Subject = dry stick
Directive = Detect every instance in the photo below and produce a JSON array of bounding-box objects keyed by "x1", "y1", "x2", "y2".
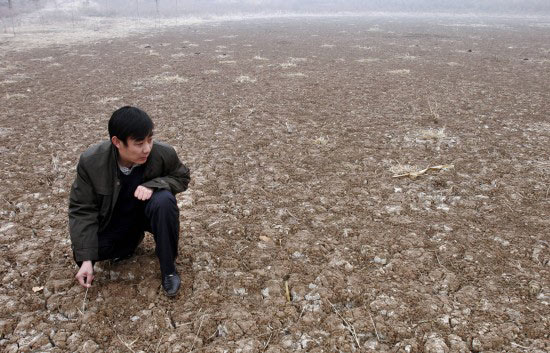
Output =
[
  {"x1": 189, "y1": 314, "x2": 206, "y2": 353},
  {"x1": 327, "y1": 300, "x2": 361, "y2": 349},
  {"x1": 427, "y1": 99, "x2": 440, "y2": 122},
  {"x1": 284, "y1": 281, "x2": 291, "y2": 302},
  {"x1": 236, "y1": 245, "x2": 248, "y2": 255},
  {"x1": 286, "y1": 209, "x2": 298, "y2": 219},
  {"x1": 502, "y1": 197, "x2": 515, "y2": 213},
  {"x1": 434, "y1": 252, "x2": 445, "y2": 268},
  {"x1": 154, "y1": 334, "x2": 165, "y2": 353},
  {"x1": 117, "y1": 334, "x2": 137, "y2": 353},
  {"x1": 368, "y1": 312, "x2": 381, "y2": 342},
  {"x1": 82, "y1": 286, "x2": 89, "y2": 312},
  {"x1": 511, "y1": 342, "x2": 531, "y2": 350},
  {"x1": 263, "y1": 330, "x2": 273, "y2": 352},
  {"x1": 206, "y1": 328, "x2": 218, "y2": 341}
]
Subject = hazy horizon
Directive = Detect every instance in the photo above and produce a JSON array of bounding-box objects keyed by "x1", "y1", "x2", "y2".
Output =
[{"x1": 2, "y1": 0, "x2": 550, "y2": 20}]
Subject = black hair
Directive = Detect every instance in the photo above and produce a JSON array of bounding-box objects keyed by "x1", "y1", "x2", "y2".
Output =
[{"x1": 108, "y1": 106, "x2": 154, "y2": 144}]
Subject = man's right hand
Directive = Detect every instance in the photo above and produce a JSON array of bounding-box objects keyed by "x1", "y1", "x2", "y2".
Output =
[{"x1": 76, "y1": 260, "x2": 94, "y2": 288}]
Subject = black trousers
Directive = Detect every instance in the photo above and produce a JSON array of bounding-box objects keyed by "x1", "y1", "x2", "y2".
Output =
[{"x1": 76, "y1": 190, "x2": 180, "y2": 275}]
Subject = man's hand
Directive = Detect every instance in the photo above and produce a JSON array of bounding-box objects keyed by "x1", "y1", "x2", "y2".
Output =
[
  {"x1": 76, "y1": 260, "x2": 94, "y2": 288},
  {"x1": 134, "y1": 186, "x2": 153, "y2": 200}
]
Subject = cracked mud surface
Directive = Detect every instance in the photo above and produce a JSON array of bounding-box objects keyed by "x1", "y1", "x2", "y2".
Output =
[{"x1": 1, "y1": 15, "x2": 550, "y2": 352}]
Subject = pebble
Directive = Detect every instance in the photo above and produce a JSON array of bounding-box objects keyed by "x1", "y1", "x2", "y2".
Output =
[
  {"x1": 0, "y1": 320, "x2": 14, "y2": 336},
  {"x1": 448, "y1": 334, "x2": 468, "y2": 353},
  {"x1": 83, "y1": 339, "x2": 100, "y2": 353},
  {"x1": 471, "y1": 337, "x2": 482, "y2": 351},
  {"x1": 234, "y1": 288, "x2": 247, "y2": 296},
  {"x1": 281, "y1": 337, "x2": 294, "y2": 348},
  {"x1": 424, "y1": 334, "x2": 449, "y2": 353},
  {"x1": 385, "y1": 205, "x2": 402, "y2": 215}
]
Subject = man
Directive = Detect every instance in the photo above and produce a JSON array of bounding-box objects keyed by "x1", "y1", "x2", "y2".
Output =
[{"x1": 69, "y1": 106, "x2": 190, "y2": 296}]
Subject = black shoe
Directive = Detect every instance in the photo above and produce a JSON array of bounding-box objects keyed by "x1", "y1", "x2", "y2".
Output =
[
  {"x1": 162, "y1": 272, "x2": 181, "y2": 297},
  {"x1": 111, "y1": 252, "x2": 134, "y2": 264}
]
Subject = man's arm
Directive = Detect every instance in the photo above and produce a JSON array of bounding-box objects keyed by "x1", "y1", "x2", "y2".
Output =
[
  {"x1": 141, "y1": 146, "x2": 190, "y2": 195},
  {"x1": 69, "y1": 157, "x2": 100, "y2": 264}
]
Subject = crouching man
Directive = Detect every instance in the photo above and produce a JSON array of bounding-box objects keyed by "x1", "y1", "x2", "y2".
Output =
[{"x1": 69, "y1": 106, "x2": 190, "y2": 296}]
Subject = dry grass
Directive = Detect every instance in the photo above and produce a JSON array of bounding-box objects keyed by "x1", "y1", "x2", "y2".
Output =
[
  {"x1": 30, "y1": 56, "x2": 55, "y2": 62},
  {"x1": 356, "y1": 58, "x2": 379, "y2": 63},
  {"x1": 388, "y1": 69, "x2": 410, "y2": 74},
  {"x1": 150, "y1": 73, "x2": 188, "y2": 84},
  {"x1": 98, "y1": 97, "x2": 121, "y2": 104},
  {"x1": 280, "y1": 62, "x2": 297, "y2": 68},
  {"x1": 525, "y1": 122, "x2": 550, "y2": 133},
  {"x1": 401, "y1": 54, "x2": 417, "y2": 60},
  {"x1": 417, "y1": 128, "x2": 446, "y2": 140},
  {"x1": 389, "y1": 163, "x2": 422, "y2": 175},
  {"x1": 5, "y1": 93, "x2": 28, "y2": 99},
  {"x1": 235, "y1": 75, "x2": 257, "y2": 83},
  {"x1": 427, "y1": 99, "x2": 441, "y2": 122},
  {"x1": 171, "y1": 53, "x2": 188, "y2": 59},
  {"x1": 313, "y1": 136, "x2": 329, "y2": 145},
  {"x1": 284, "y1": 72, "x2": 307, "y2": 77},
  {"x1": 352, "y1": 45, "x2": 372, "y2": 50}
]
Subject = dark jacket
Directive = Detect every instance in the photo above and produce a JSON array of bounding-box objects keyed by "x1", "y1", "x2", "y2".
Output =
[{"x1": 69, "y1": 140, "x2": 190, "y2": 261}]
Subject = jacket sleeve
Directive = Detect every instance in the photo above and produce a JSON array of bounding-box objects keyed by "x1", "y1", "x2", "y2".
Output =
[
  {"x1": 68, "y1": 157, "x2": 99, "y2": 262},
  {"x1": 141, "y1": 146, "x2": 191, "y2": 195}
]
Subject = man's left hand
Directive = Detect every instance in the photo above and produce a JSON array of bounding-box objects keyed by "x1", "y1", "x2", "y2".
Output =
[{"x1": 135, "y1": 186, "x2": 153, "y2": 200}]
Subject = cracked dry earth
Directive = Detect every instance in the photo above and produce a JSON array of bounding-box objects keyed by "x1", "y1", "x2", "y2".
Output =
[{"x1": 1, "y1": 15, "x2": 550, "y2": 353}]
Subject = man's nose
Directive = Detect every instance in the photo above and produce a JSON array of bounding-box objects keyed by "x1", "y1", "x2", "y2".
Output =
[{"x1": 143, "y1": 142, "x2": 152, "y2": 153}]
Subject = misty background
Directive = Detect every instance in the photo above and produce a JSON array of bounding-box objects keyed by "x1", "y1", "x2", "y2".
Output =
[{"x1": 2, "y1": 0, "x2": 550, "y2": 21}]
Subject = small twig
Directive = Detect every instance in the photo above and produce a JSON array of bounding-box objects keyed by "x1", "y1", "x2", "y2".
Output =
[
  {"x1": 82, "y1": 286, "x2": 89, "y2": 312},
  {"x1": 411, "y1": 319, "x2": 434, "y2": 328},
  {"x1": 263, "y1": 330, "x2": 273, "y2": 352},
  {"x1": 285, "y1": 209, "x2": 298, "y2": 219},
  {"x1": 435, "y1": 252, "x2": 444, "y2": 268},
  {"x1": 327, "y1": 300, "x2": 361, "y2": 348},
  {"x1": 189, "y1": 314, "x2": 206, "y2": 352},
  {"x1": 236, "y1": 246, "x2": 248, "y2": 255},
  {"x1": 511, "y1": 342, "x2": 531, "y2": 350},
  {"x1": 368, "y1": 312, "x2": 381, "y2": 342},
  {"x1": 427, "y1": 98, "x2": 440, "y2": 122},
  {"x1": 503, "y1": 198, "x2": 515, "y2": 213},
  {"x1": 154, "y1": 334, "x2": 165, "y2": 353},
  {"x1": 206, "y1": 328, "x2": 218, "y2": 341},
  {"x1": 117, "y1": 334, "x2": 137, "y2": 353},
  {"x1": 284, "y1": 281, "x2": 291, "y2": 302}
]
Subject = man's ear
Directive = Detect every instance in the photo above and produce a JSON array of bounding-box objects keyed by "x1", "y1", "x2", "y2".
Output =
[{"x1": 111, "y1": 136, "x2": 122, "y2": 149}]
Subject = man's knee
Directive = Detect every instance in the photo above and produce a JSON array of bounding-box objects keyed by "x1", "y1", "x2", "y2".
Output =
[{"x1": 146, "y1": 189, "x2": 178, "y2": 213}]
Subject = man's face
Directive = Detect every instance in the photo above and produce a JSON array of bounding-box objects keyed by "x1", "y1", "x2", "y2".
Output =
[{"x1": 112, "y1": 135, "x2": 153, "y2": 167}]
